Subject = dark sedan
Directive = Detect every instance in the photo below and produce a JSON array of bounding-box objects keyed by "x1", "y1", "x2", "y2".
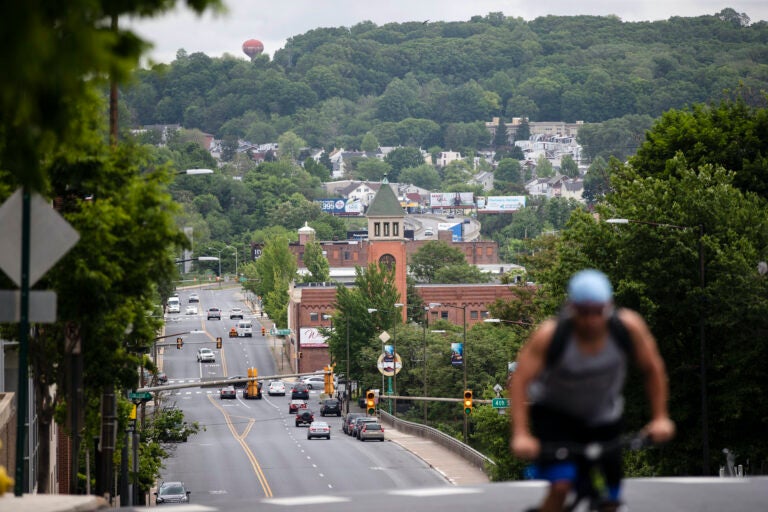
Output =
[{"x1": 320, "y1": 399, "x2": 341, "y2": 417}]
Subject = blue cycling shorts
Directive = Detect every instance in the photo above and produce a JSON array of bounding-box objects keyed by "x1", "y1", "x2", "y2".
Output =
[{"x1": 527, "y1": 461, "x2": 578, "y2": 483}]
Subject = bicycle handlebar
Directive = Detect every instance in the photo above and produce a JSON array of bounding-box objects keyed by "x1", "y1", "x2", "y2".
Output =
[{"x1": 538, "y1": 432, "x2": 653, "y2": 462}]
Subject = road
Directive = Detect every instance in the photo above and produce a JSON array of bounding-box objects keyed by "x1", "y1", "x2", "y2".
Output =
[{"x1": 155, "y1": 286, "x2": 447, "y2": 508}]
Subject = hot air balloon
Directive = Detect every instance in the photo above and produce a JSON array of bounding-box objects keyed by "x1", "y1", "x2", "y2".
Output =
[{"x1": 242, "y1": 39, "x2": 264, "y2": 60}]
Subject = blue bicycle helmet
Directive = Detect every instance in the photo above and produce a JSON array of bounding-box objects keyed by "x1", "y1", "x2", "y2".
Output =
[{"x1": 567, "y1": 269, "x2": 613, "y2": 304}]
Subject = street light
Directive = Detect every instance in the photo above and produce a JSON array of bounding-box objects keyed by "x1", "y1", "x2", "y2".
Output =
[
  {"x1": 206, "y1": 247, "x2": 226, "y2": 278},
  {"x1": 607, "y1": 217, "x2": 708, "y2": 474},
  {"x1": 368, "y1": 304, "x2": 404, "y2": 415},
  {"x1": 225, "y1": 245, "x2": 238, "y2": 278},
  {"x1": 429, "y1": 302, "x2": 469, "y2": 443},
  {"x1": 324, "y1": 313, "x2": 352, "y2": 412}
]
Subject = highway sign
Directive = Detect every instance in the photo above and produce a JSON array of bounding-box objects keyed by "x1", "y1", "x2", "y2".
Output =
[
  {"x1": 491, "y1": 398, "x2": 509, "y2": 408},
  {"x1": 129, "y1": 391, "x2": 152, "y2": 402}
]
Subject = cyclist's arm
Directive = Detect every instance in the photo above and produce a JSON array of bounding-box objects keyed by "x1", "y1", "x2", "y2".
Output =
[
  {"x1": 618, "y1": 309, "x2": 670, "y2": 422},
  {"x1": 509, "y1": 319, "x2": 555, "y2": 437}
]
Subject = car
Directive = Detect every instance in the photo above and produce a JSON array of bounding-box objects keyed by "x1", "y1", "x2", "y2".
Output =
[
  {"x1": 188, "y1": 293, "x2": 199, "y2": 303},
  {"x1": 236, "y1": 320, "x2": 253, "y2": 337},
  {"x1": 268, "y1": 381, "x2": 286, "y2": 396},
  {"x1": 301, "y1": 376, "x2": 325, "y2": 390},
  {"x1": 319, "y1": 399, "x2": 341, "y2": 417},
  {"x1": 446, "y1": 213, "x2": 455, "y2": 219},
  {"x1": 288, "y1": 399, "x2": 307, "y2": 414},
  {"x1": 242, "y1": 381, "x2": 262, "y2": 399},
  {"x1": 352, "y1": 417, "x2": 378, "y2": 438},
  {"x1": 295, "y1": 410, "x2": 314, "y2": 427},
  {"x1": 207, "y1": 307, "x2": 221, "y2": 320},
  {"x1": 291, "y1": 383, "x2": 310, "y2": 400},
  {"x1": 358, "y1": 422, "x2": 385, "y2": 442},
  {"x1": 167, "y1": 297, "x2": 180, "y2": 314},
  {"x1": 155, "y1": 481, "x2": 190, "y2": 505},
  {"x1": 185, "y1": 305, "x2": 197, "y2": 315},
  {"x1": 197, "y1": 348, "x2": 215, "y2": 363},
  {"x1": 229, "y1": 307, "x2": 244, "y2": 319},
  {"x1": 307, "y1": 421, "x2": 331, "y2": 440},
  {"x1": 424, "y1": 228, "x2": 434, "y2": 236},
  {"x1": 342, "y1": 413, "x2": 363, "y2": 435},
  {"x1": 227, "y1": 375, "x2": 247, "y2": 389},
  {"x1": 219, "y1": 386, "x2": 236, "y2": 399},
  {"x1": 463, "y1": 218, "x2": 471, "y2": 224}
]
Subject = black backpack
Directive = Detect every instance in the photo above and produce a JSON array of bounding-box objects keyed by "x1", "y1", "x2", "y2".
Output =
[{"x1": 545, "y1": 309, "x2": 634, "y2": 369}]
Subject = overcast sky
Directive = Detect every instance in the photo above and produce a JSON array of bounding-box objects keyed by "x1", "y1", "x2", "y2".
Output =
[{"x1": 128, "y1": 1, "x2": 768, "y2": 64}]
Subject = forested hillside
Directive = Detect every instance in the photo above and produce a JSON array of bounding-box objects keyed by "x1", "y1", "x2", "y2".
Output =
[{"x1": 122, "y1": 9, "x2": 767, "y2": 151}]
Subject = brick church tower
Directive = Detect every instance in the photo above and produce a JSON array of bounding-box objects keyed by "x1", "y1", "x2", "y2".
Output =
[{"x1": 366, "y1": 179, "x2": 407, "y2": 320}]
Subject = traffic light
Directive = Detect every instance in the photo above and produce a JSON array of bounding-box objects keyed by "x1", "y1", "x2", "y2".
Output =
[
  {"x1": 216, "y1": 337, "x2": 222, "y2": 349},
  {"x1": 176, "y1": 337, "x2": 183, "y2": 349},
  {"x1": 463, "y1": 390, "x2": 473, "y2": 415},
  {"x1": 261, "y1": 327, "x2": 266, "y2": 336},
  {"x1": 247, "y1": 367, "x2": 258, "y2": 397},
  {"x1": 323, "y1": 365, "x2": 334, "y2": 395},
  {"x1": 366, "y1": 390, "x2": 376, "y2": 416}
]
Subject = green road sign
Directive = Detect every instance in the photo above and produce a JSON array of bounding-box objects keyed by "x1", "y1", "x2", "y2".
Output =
[
  {"x1": 491, "y1": 397, "x2": 509, "y2": 408},
  {"x1": 129, "y1": 391, "x2": 152, "y2": 402}
]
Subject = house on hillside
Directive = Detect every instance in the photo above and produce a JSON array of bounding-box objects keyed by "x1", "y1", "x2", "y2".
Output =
[
  {"x1": 526, "y1": 175, "x2": 584, "y2": 201},
  {"x1": 469, "y1": 171, "x2": 494, "y2": 192}
]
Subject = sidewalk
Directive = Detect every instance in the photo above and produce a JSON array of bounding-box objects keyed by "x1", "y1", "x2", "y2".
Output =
[{"x1": 385, "y1": 421, "x2": 490, "y2": 486}]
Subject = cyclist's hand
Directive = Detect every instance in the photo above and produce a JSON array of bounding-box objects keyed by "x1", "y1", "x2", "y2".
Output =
[
  {"x1": 644, "y1": 416, "x2": 675, "y2": 443},
  {"x1": 512, "y1": 433, "x2": 540, "y2": 460}
]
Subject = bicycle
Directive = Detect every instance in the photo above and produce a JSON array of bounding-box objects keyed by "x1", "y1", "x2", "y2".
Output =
[{"x1": 526, "y1": 433, "x2": 653, "y2": 512}]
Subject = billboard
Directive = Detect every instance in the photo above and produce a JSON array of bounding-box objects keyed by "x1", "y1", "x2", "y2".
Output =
[
  {"x1": 314, "y1": 197, "x2": 364, "y2": 216},
  {"x1": 437, "y1": 222, "x2": 463, "y2": 242},
  {"x1": 429, "y1": 192, "x2": 474, "y2": 208},
  {"x1": 299, "y1": 327, "x2": 328, "y2": 348},
  {"x1": 451, "y1": 342, "x2": 464, "y2": 367},
  {"x1": 477, "y1": 196, "x2": 526, "y2": 213}
]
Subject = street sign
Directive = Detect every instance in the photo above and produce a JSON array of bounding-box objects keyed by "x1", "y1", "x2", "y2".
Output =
[
  {"x1": 491, "y1": 398, "x2": 509, "y2": 408},
  {"x1": 0, "y1": 290, "x2": 56, "y2": 322},
  {"x1": 0, "y1": 189, "x2": 80, "y2": 287},
  {"x1": 129, "y1": 391, "x2": 152, "y2": 402}
]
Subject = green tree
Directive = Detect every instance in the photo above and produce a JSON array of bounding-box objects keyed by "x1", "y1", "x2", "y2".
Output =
[
  {"x1": 560, "y1": 154, "x2": 579, "y2": 178},
  {"x1": 355, "y1": 158, "x2": 392, "y2": 181},
  {"x1": 278, "y1": 131, "x2": 306, "y2": 162},
  {"x1": 535, "y1": 155, "x2": 554, "y2": 177},
  {"x1": 399, "y1": 164, "x2": 441, "y2": 190},
  {"x1": 361, "y1": 132, "x2": 380, "y2": 153},
  {"x1": 515, "y1": 119, "x2": 530, "y2": 141},
  {"x1": 433, "y1": 264, "x2": 491, "y2": 284},
  {"x1": 384, "y1": 147, "x2": 425, "y2": 182},
  {"x1": 248, "y1": 235, "x2": 297, "y2": 326},
  {"x1": 492, "y1": 119, "x2": 509, "y2": 149},
  {"x1": 301, "y1": 241, "x2": 330, "y2": 283},
  {"x1": 409, "y1": 241, "x2": 469, "y2": 283},
  {"x1": 495, "y1": 158, "x2": 522, "y2": 184},
  {"x1": 582, "y1": 156, "x2": 612, "y2": 205}
]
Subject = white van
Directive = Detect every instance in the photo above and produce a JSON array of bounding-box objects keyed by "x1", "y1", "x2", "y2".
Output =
[
  {"x1": 167, "y1": 297, "x2": 180, "y2": 314},
  {"x1": 237, "y1": 320, "x2": 253, "y2": 337}
]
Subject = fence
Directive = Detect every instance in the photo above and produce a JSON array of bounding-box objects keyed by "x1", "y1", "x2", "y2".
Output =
[{"x1": 378, "y1": 410, "x2": 495, "y2": 476}]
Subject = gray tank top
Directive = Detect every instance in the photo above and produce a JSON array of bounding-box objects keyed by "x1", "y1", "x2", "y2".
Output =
[{"x1": 528, "y1": 333, "x2": 627, "y2": 426}]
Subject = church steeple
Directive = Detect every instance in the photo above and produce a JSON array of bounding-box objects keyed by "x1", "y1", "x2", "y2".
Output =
[{"x1": 367, "y1": 179, "x2": 404, "y2": 241}]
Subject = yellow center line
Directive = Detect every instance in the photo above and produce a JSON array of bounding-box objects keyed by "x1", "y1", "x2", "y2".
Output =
[{"x1": 207, "y1": 395, "x2": 272, "y2": 497}]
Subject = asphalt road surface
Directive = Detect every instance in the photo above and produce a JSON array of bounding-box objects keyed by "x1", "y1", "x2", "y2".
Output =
[{"x1": 155, "y1": 286, "x2": 447, "y2": 508}]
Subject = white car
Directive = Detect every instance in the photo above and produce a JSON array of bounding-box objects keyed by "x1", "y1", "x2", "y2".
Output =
[
  {"x1": 307, "y1": 421, "x2": 331, "y2": 440},
  {"x1": 301, "y1": 376, "x2": 325, "y2": 390},
  {"x1": 267, "y1": 381, "x2": 286, "y2": 396},
  {"x1": 197, "y1": 348, "x2": 215, "y2": 363},
  {"x1": 185, "y1": 305, "x2": 197, "y2": 315},
  {"x1": 229, "y1": 307, "x2": 244, "y2": 319},
  {"x1": 188, "y1": 293, "x2": 199, "y2": 303}
]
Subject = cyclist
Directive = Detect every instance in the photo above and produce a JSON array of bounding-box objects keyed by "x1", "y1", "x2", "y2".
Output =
[{"x1": 509, "y1": 269, "x2": 675, "y2": 512}]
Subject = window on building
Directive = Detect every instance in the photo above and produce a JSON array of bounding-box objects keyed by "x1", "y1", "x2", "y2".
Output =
[
  {"x1": 486, "y1": 247, "x2": 493, "y2": 256},
  {"x1": 344, "y1": 251, "x2": 351, "y2": 260},
  {"x1": 393, "y1": 222, "x2": 399, "y2": 236},
  {"x1": 441, "y1": 311, "x2": 449, "y2": 320},
  {"x1": 298, "y1": 252, "x2": 304, "y2": 261},
  {"x1": 481, "y1": 311, "x2": 490, "y2": 318},
  {"x1": 309, "y1": 312, "x2": 319, "y2": 322},
  {"x1": 470, "y1": 311, "x2": 479, "y2": 320},
  {"x1": 374, "y1": 222, "x2": 380, "y2": 237},
  {"x1": 384, "y1": 222, "x2": 390, "y2": 236}
]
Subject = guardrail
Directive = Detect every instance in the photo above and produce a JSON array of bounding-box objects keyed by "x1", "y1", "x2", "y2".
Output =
[{"x1": 378, "y1": 410, "x2": 496, "y2": 476}]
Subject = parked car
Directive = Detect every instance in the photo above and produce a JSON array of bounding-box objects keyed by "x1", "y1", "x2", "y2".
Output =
[
  {"x1": 219, "y1": 386, "x2": 236, "y2": 399},
  {"x1": 196, "y1": 348, "x2": 215, "y2": 363},
  {"x1": 342, "y1": 413, "x2": 363, "y2": 435},
  {"x1": 424, "y1": 228, "x2": 434, "y2": 236},
  {"x1": 358, "y1": 422, "x2": 385, "y2": 442},
  {"x1": 207, "y1": 307, "x2": 221, "y2": 320},
  {"x1": 319, "y1": 399, "x2": 341, "y2": 417},
  {"x1": 351, "y1": 417, "x2": 378, "y2": 438},
  {"x1": 155, "y1": 481, "x2": 190, "y2": 505},
  {"x1": 301, "y1": 376, "x2": 325, "y2": 390},
  {"x1": 307, "y1": 421, "x2": 331, "y2": 440},
  {"x1": 188, "y1": 293, "x2": 199, "y2": 303},
  {"x1": 185, "y1": 305, "x2": 197, "y2": 315},
  {"x1": 288, "y1": 400, "x2": 307, "y2": 414},
  {"x1": 295, "y1": 410, "x2": 315, "y2": 427},
  {"x1": 268, "y1": 381, "x2": 286, "y2": 396},
  {"x1": 229, "y1": 307, "x2": 244, "y2": 319},
  {"x1": 291, "y1": 383, "x2": 310, "y2": 400}
]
